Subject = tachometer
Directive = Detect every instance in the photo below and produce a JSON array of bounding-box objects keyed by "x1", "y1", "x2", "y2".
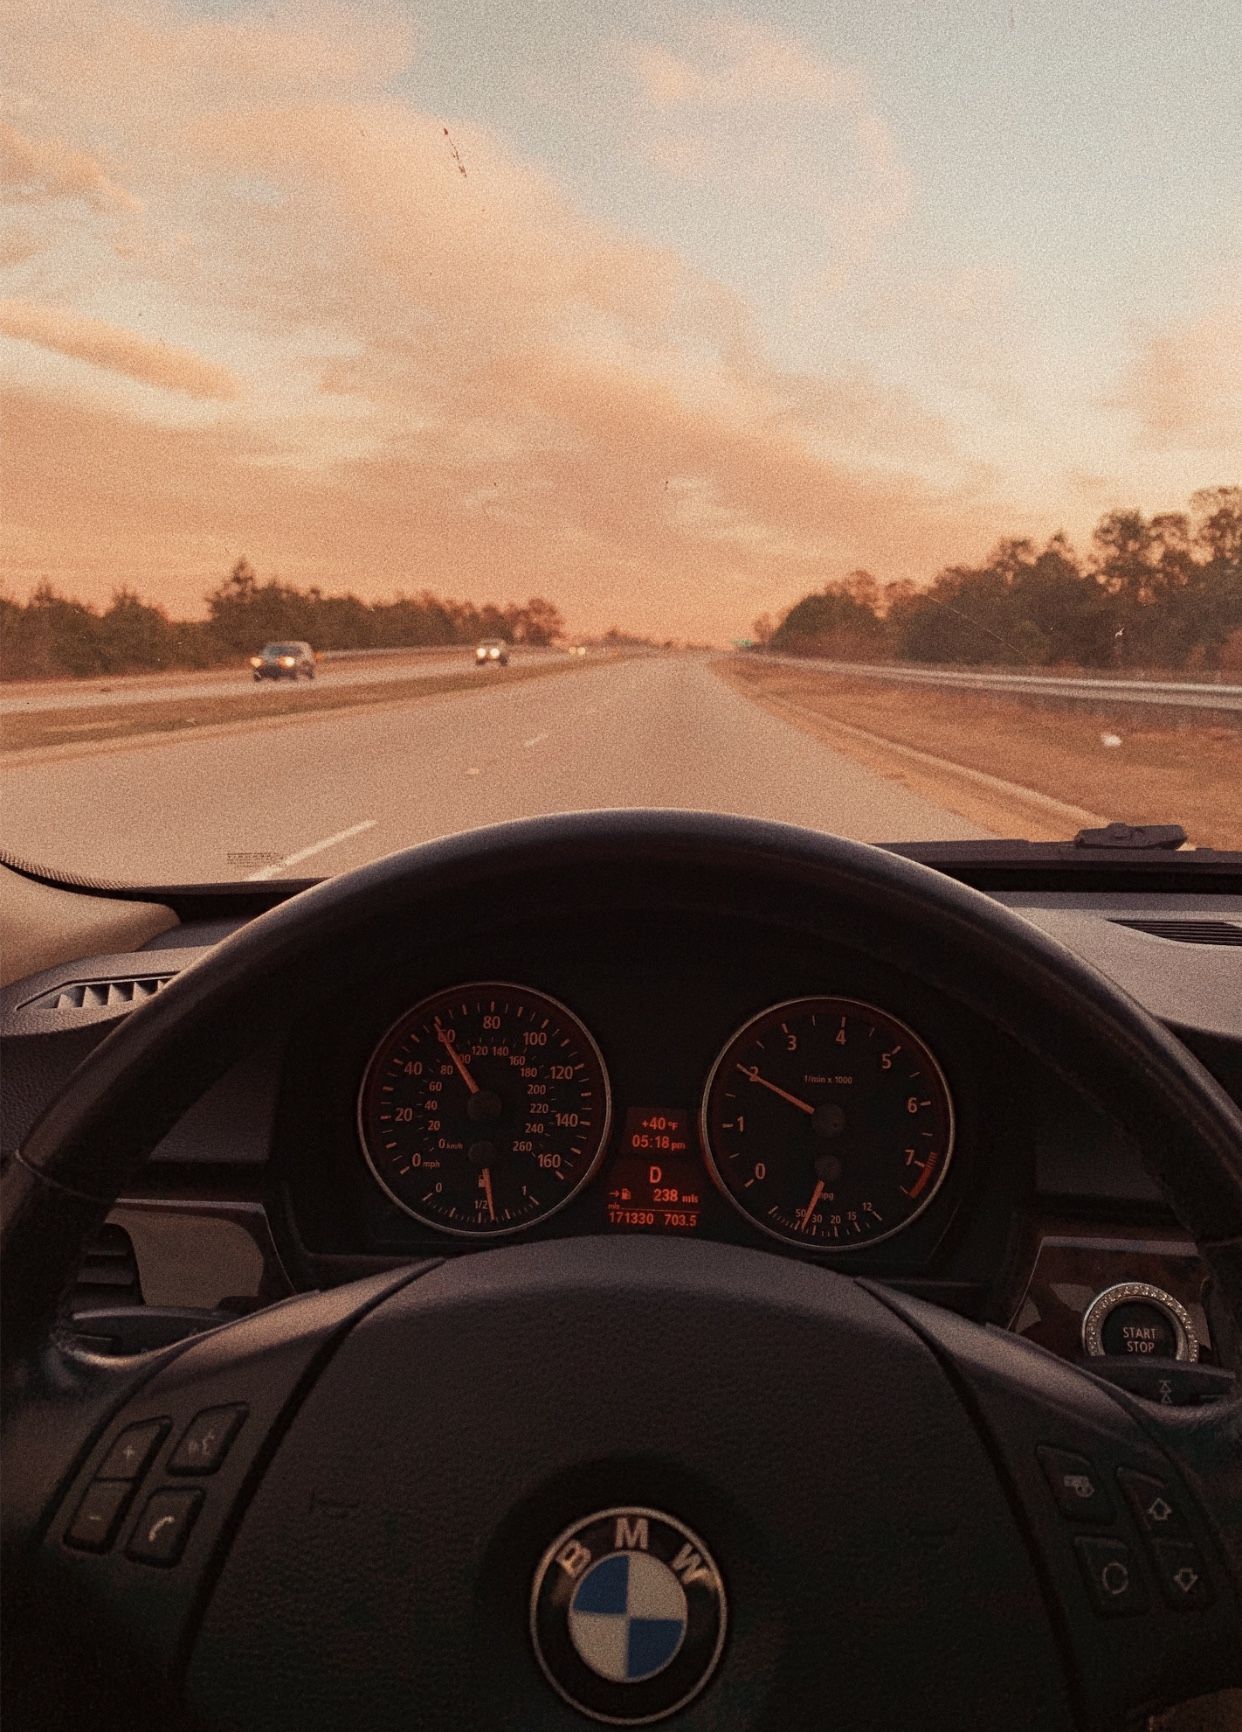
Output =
[
  {"x1": 701, "y1": 997, "x2": 954, "y2": 1249},
  {"x1": 358, "y1": 983, "x2": 610, "y2": 1236}
]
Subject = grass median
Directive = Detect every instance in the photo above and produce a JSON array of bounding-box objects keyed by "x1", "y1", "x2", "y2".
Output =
[
  {"x1": 2, "y1": 655, "x2": 615, "y2": 758},
  {"x1": 720, "y1": 657, "x2": 1242, "y2": 850}
]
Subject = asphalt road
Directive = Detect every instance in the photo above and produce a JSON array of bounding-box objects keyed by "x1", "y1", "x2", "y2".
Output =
[
  {"x1": 0, "y1": 648, "x2": 538, "y2": 716},
  {"x1": 1, "y1": 656, "x2": 989, "y2": 885}
]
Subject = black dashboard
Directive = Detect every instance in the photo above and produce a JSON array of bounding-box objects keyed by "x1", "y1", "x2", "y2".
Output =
[
  {"x1": 3, "y1": 848, "x2": 1240, "y2": 1386},
  {"x1": 279, "y1": 907, "x2": 1018, "y2": 1281}
]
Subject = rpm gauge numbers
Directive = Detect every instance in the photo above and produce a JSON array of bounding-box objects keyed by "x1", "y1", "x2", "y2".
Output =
[
  {"x1": 358, "y1": 984, "x2": 610, "y2": 1236},
  {"x1": 701, "y1": 996, "x2": 955, "y2": 1250}
]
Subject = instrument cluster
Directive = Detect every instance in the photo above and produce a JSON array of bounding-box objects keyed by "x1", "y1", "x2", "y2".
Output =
[{"x1": 355, "y1": 978, "x2": 957, "y2": 1255}]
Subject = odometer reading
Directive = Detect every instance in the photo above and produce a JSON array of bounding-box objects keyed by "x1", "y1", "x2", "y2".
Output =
[
  {"x1": 358, "y1": 983, "x2": 610, "y2": 1236},
  {"x1": 701, "y1": 996, "x2": 954, "y2": 1250}
]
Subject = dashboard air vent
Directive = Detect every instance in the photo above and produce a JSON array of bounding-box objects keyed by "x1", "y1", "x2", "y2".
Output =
[
  {"x1": 1112, "y1": 918, "x2": 1242, "y2": 947},
  {"x1": 72, "y1": 1222, "x2": 143, "y2": 1310},
  {"x1": 26, "y1": 974, "x2": 173, "y2": 1012}
]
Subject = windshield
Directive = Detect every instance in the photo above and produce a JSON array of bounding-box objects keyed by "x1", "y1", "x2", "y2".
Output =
[{"x1": 2, "y1": 1, "x2": 1239, "y2": 883}]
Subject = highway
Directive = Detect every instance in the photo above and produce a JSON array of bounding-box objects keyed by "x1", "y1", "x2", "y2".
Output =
[
  {"x1": 1, "y1": 656, "x2": 990, "y2": 885},
  {"x1": 0, "y1": 647, "x2": 542, "y2": 716}
]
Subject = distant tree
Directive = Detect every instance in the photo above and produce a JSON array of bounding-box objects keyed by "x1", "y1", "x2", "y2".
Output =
[
  {"x1": 7, "y1": 582, "x2": 106, "y2": 677},
  {"x1": 97, "y1": 588, "x2": 179, "y2": 673},
  {"x1": 508, "y1": 597, "x2": 565, "y2": 646},
  {"x1": 770, "y1": 575, "x2": 887, "y2": 659},
  {"x1": 1011, "y1": 535, "x2": 1111, "y2": 666},
  {"x1": 1187, "y1": 487, "x2": 1242, "y2": 668}
]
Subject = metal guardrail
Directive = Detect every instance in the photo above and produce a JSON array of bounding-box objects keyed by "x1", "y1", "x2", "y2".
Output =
[
  {"x1": 755, "y1": 653, "x2": 1242, "y2": 713},
  {"x1": 317, "y1": 643, "x2": 561, "y2": 661}
]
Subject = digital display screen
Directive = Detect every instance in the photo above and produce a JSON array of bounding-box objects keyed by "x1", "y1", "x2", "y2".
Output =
[{"x1": 605, "y1": 1108, "x2": 703, "y2": 1232}]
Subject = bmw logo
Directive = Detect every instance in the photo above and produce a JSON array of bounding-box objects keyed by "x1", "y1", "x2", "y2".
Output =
[{"x1": 530, "y1": 1506, "x2": 727, "y2": 1725}]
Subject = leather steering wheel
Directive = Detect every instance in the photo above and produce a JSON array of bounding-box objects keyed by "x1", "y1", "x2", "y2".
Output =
[{"x1": 3, "y1": 813, "x2": 1240, "y2": 1731}]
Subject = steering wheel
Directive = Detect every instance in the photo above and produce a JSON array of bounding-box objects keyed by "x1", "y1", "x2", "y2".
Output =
[{"x1": 3, "y1": 813, "x2": 1240, "y2": 1732}]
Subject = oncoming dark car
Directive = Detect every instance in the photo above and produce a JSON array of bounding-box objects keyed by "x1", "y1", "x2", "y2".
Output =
[
  {"x1": 475, "y1": 638, "x2": 509, "y2": 666},
  {"x1": 249, "y1": 642, "x2": 316, "y2": 681}
]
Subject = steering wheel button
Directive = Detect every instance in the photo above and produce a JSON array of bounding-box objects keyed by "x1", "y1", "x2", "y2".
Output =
[
  {"x1": 1151, "y1": 1541, "x2": 1214, "y2": 1610},
  {"x1": 126, "y1": 1489, "x2": 203, "y2": 1566},
  {"x1": 1116, "y1": 1469, "x2": 1189, "y2": 1539},
  {"x1": 96, "y1": 1419, "x2": 168, "y2": 1483},
  {"x1": 168, "y1": 1405, "x2": 246, "y2": 1475},
  {"x1": 1036, "y1": 1447, "x2": 1113, "y2": 1521},
  {"x1": 1073, "y1": 1537, "x2": 1149, "y2": 1615},
  {"x1": 65, "y1": 1481, "x2": 132, "y2": 1553}
]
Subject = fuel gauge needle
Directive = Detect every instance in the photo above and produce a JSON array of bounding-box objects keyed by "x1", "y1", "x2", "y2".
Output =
[
  {"x1": 436, "y1": 1019, "x2": 479, "y2": 1094},
  {"x1": 797, "y1": 1180, "x2": 825, "y2": 1233},
  {"x1": 481, "y1": 1166, "x2": 495, "y2": 1222}
]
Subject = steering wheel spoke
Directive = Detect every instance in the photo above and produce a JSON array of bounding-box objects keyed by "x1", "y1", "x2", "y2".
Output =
[
  {"x1": 872, "y1": 1282, "x2": 1242, "y2": 1723},
  {"x1": 7, "y1": 1269, "x2": 427, "y2": 1729}
]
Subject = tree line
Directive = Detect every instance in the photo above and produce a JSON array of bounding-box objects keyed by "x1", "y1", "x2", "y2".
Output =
[
  {"x1": 756, "y1": 488, "x2": 1242, "y2": 673},
  {"x1": 0, "y1": 561, "x2": 567, "y2": 681}
]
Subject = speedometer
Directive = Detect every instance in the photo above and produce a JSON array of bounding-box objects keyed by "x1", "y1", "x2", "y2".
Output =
[
  {"x1": 358, "y1": 983, "x2": 610, "y2": 1236},
  {"x1": 701, "y1": 997, "x2": 954, "y2": 1249}
]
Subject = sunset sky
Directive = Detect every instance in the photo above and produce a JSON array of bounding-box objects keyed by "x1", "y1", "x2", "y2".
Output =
[{"x1": 2, "y1": 0, "x2": 1240, "y2": 641}]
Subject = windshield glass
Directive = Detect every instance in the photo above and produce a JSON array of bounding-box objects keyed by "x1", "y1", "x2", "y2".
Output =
[{"x1": 2, "y1": 1, "x2": 1239, "y2": 883}]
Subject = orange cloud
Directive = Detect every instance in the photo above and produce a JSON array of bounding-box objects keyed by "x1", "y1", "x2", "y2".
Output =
[
  {"x1": 0, "y1": 121, "x2": 140, "y2": 213},
  {"x1": 0, "y1": 223, "x2": 42, "y2": 267},
  {"x1": 1112, "y1": 293, "x2": 1242, "y2": 451},
  {"x1": 0, "y1": 0, "x2": 1003, "y2": 642},
  {"x1": 0, "y1": 300, "x2": 242, "y2": 401}
]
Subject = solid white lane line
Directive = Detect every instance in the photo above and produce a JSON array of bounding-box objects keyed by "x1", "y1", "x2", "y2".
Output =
[
  {"x1": 522, "y1": 732, "x2": 548, "y2": 747},
  {"x1": 246, "y1": 818, "x2": 377, "y2": 881}
]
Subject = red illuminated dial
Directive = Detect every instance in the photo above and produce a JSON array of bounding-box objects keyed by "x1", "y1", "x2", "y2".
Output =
[
  {"x1": 358, "y1": 983, "x2": 610, "y2": 1236},
  {"x1": 701, "y1": 997, "x2": 955, "y2": 1249}
]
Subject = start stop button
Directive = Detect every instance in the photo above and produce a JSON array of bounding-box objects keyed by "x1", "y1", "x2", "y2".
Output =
[{"x1": 1082, "y1": 1283, "x2": 1199, "y2": 1363}]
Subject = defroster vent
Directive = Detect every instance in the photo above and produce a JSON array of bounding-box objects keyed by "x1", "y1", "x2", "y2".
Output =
[{"x1": 1112, "y1": 918, "x2": 1242, "y2": 947}]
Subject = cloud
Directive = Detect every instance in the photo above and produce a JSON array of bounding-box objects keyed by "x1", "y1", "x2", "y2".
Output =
[
  {"x1": 0, "y1": 222, "x2": 42, "y2": 267},
  {"x1": 0, "y1": 300, "x2": 242, "y2": 400},
  {"x1": 629, "y1": 17, "x2": 860, "y2": 110},
  {"x1": 0, "y1": 121, "x2": 140, "y2": 213},
  {"x1": 1111, "y1": 292, "x2": 1242, "y2": 451},
  {"x1": 622, "y1": 16, "x2": 910, "y2": 282},
  {"x1": 0, "y1": 0, "x2": 1005, "y2": 640}
]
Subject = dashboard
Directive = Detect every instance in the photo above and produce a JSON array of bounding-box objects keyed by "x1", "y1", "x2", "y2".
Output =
[
  {"x1": 281, "y1": 909, "x2": 1007, "y2": 1277},
  {"x1": 4, "y1": 860, "x2": 1240, "y2": 1390}
]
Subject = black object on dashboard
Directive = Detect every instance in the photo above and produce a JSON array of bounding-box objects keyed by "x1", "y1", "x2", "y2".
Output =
[{"x1": 1073, "y1": 823, "x2": 1188, "y2": 851}]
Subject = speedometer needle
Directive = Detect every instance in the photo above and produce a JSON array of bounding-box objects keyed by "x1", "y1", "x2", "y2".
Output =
[
  {"x1": 436, "y1": 1018, "x2": 479, "y2": 1094},
  {"x1": 737, "y1": 1064, "x2": 814, "y2": 1115}
]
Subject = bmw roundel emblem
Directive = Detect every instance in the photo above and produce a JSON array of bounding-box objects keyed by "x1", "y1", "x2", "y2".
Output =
[{"x1": 530, "y1": 1506, "x2": 727, "y2": 1725}]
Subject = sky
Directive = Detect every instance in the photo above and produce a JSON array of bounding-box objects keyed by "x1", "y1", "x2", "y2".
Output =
[{"x1": 1, "y1": 0, "x2": 1240, "y2": 642}]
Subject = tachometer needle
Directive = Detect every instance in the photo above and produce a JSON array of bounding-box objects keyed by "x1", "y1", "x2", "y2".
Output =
[
  {"x1": 481, "y1": 1166, "x2": 495, "y2": 1221},
  {"x1": 737, "y1": 1064, "x2": 814, "y2": 1115},
  {"x1": 436, "y1": 1019, "x2": 479, "y2": 1094},
  {"x1": 797, "y1": 1179, "x2": 825, "y2": 1232}
]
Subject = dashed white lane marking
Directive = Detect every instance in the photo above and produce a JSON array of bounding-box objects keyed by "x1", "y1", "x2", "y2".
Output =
[
  {"x1": 245, "y1": 818, "x2": 377, "y2": 880},
  {"x1": 522, "y1": 732, "x2": 549, "y2": 747}
]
